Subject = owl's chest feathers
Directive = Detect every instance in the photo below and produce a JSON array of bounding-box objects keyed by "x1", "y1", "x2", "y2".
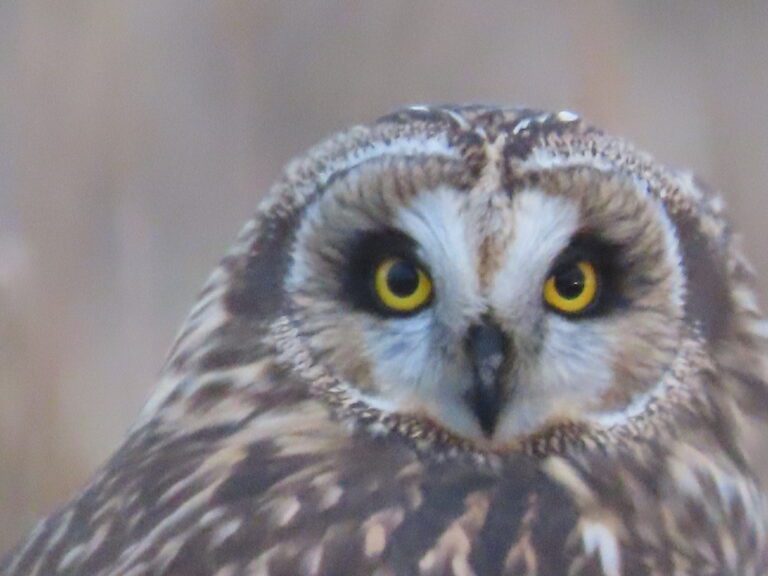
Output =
[
  {"x1": 5, "y1": 345, "x2": 760, "y2": 576},
  {"x1": 11, "y1": 350, "x2": 755, "y2": 575},
  {"x1": 184, "y1": 362, "x2": 755, "y2": 541},
  {"x1": 169, "y1": 395, "x2": 762, "y2": 576}
]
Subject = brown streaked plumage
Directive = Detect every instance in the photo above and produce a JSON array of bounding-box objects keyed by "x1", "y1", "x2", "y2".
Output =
[{"x1": 2, "y1": 105, "x2": 768, "y2": 575}]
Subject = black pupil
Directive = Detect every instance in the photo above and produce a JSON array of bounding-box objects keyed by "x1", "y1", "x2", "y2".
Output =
[
  {"x1": 387, "y1": 260, "x2": 420, "y2": 297},
  {"x1": 554, "y1": 263, "x2": 585, "y2": 300}
]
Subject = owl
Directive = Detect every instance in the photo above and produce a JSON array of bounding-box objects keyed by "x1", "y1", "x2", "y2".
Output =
[{"x1": 3, "y1": 105, "x2": 768, "y2": 576}]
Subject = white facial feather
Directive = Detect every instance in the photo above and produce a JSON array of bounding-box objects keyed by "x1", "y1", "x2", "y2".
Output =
[
  {"x1": 359, "y1": 188, "x2": 619, "y2": 441},
  {"x1": 395, "y1": 188, "x2": 484, "y2": 332},
  {"x1": 489, "y1": 191, "x2": 614, "y2": 438},
  {"x1": 363, "y1": 189, "x2": 486, "y2": 437},
  {"x1": 289, "y1": 161, "x2": 686, "y2": 445},
  {"x1": 489, "y1": 190, "x2": 579, "y2": 327}
]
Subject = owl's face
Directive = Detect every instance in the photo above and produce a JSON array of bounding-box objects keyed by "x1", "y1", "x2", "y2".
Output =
[{"x1": 284, "y1": 113, "x2": 689, "y2": 448}]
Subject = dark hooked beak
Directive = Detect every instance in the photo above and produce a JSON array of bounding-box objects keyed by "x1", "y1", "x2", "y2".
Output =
[{"x1": 464, "y1": 319, "x2": 512, "y2": 437}]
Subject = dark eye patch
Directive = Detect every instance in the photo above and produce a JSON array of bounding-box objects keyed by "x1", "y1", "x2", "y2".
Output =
[
  {"x1": 548, "y1": 234, "x2": 624, "y2": 317},
  {"x1": 343, "y1": 228, "x2": 429, "y2": 316}
]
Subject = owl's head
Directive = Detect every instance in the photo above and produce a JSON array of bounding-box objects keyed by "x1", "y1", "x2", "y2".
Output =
[{"x1": 153, "y1": 106, "x2": 766, "y2": 455}]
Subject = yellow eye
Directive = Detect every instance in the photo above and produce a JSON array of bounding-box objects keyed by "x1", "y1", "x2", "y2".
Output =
[
  {"x1": 543, "y1": 260, "x2": 599, "y2": 315},
  {"x1": 374, "y1": 257, "x2": 433, "y2": 313}
]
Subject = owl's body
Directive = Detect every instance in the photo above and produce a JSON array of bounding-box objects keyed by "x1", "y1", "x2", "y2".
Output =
[{"x1": 3, "y1": 106, "x2": 768, "y2": 576}]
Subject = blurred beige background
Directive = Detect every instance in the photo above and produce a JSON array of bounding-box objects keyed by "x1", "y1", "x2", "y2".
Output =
[{"x1": 2, "y1": 1, "x2": 768, "y2": 554}]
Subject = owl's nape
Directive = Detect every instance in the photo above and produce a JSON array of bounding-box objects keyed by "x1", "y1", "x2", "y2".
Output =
[{"x1": 3, "y1": 105, "x2": 768, "y2": 576}]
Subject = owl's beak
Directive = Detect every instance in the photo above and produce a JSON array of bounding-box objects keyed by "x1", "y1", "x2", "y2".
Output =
[{"x1": 464, "y1": 319, "x2": 512, "y2": 437}]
